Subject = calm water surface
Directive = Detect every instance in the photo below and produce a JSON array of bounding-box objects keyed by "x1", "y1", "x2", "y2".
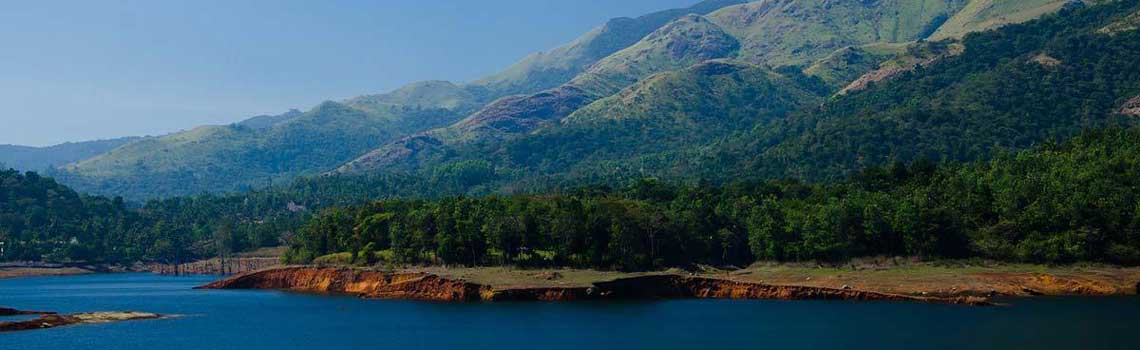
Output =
[{"x1": 1, "y1": 273, "x2": 1137, "y2": 350}]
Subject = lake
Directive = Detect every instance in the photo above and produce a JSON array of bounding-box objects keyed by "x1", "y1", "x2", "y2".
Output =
[{"x1": 1, "y1": 273, "x2": 1138, "y2": 349}]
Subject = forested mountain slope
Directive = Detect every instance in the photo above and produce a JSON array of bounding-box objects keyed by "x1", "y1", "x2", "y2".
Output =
[
  {"x1": 57, "y1": 98, "x2": 471, "y2": 200},
  {"x1": 490, "y1": 61, "x2": 828, "y2": 185},
  {"x1": 339, "y1": 0, "x2": 1079, "y2": 178},
  {"x1": 42, "y1": 0, "x2": 1091, "y2": 200},
  {"x1": 49, "y1": 0, "x2": 749, "y2": 200},
  {"x1": 701, "y1": 0, "x2": 1140, "y2": 182},
  {"x1": 0, "y1": 169, "x2": 140, "y2": 262},
  {"x1": 337, "y1": 14, "x2": 743, "y2": 174}
]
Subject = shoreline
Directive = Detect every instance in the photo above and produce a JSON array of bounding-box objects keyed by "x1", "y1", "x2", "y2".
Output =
[
  {"x1": 197, "y1": 263, "x2": 1140, "y2": 305},
  {"x1": 706, "y1": 263, "x2": 1140, "y2": 298},
  {"x1": 7, "y1": 261, "x2": 1138, "y2": 301},
  {"x1": 195, "y1": 266, "x2": 990, "y2": 305},
  {"x1": 0, "y1": 261, "x2": 154, "y2": 280},
  {"x1": 0, "y1": 266, "x2": 96, "y2": 279}
]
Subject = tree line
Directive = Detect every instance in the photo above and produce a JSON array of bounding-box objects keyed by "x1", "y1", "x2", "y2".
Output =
[
  {"x1": 5, "y1": 127, "x2": 1140, "y2": 269},
  {"x1": 284, "y1": 128, "x2": 1140, "y2": 269},
  {"x1": 0, "y1": 160, "x2": 522, "y2": 264}
]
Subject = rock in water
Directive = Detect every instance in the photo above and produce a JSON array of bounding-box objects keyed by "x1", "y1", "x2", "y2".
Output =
[{"x1": 0, "y1": 310, "x2": 161, "y2": 332}]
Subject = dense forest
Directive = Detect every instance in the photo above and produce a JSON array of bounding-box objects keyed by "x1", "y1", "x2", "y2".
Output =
[
  {"x1": 9, "y1": 127, "x2": 1140, "y2": 268},
  {"x1": 0, "y1": 170, "x2": 317, "y2": 263},
  {"x1": 708, "y1": 0, "x2": 1140, "y2": 181},
  {"x1": 284, "y1": 128, "x2": 1140, "y2": 269},
  {"x1": 0, "y1": 166, "x2": 507, "y2": 263}
]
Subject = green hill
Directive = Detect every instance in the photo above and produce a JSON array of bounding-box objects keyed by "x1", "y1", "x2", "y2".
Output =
[
  {"x1": 336, "y1": 0, "x2": 1140, "y2": 197},
  {"x1": 705, "y1": 0, "x2": 969, "y2": 66},
  {"x1": 339, "y1": 0, "x2": 1081, "y2": 178},
  {"x1": 0, "y1": 137, "x2": 141, "y2": 172},
  {"x1": 50, "y1": 0, "x2": 751, "y2": 200},
  {"x1": 337, "y1": 14, "x2": 743, "y2": 174},
  {"x1": 703, "y1": 0, "x2": 1140, "y2": 181},
  {"x1": 347, "y1": 80, "x2": 481, "y2": 112},
  {"x1": 929, "y1": 0, "x2": 1090, "y2": 40},
  {"x1": 46, "y1": 0, "x2": 1102, "y2": 200},
  {"x1": 503, "y1": 61, "x2": 826, "y2": 178},
  {"x1": 58, "y1": 99, "x2": 469, "y2": 199},
  {"x1": 234, "y1": 109, "x2": 303, "y2": 130},
  {"x1": 0, "y1": 169, "x2": 137, "y2": 262},
  {"x1": 802, "y1": 43, "x2": 912, "y2": 90}
]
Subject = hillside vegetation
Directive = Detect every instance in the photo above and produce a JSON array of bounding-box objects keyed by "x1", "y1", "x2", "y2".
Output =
[
  {"x1": 286, "y1": 128, "x2": 1140, "y2": 269},
  {"x1": 929, "y1": 0, "x2": 1088, "y2": 40},
  {"x1": 0, "y1": 137, "x2": 140, "y2": 172},
  {"x1": 50, "y1": 0, "x2": 752, "y2": 200},
  {"x1": 706, "y1": 0, "x2": 970, "y2": 66},
  {"x1": 339, "y1": 0, "x2": 1080, "y2": 179},
  {"x1": 472, "y1": 0, "x2": 747, "y2": 97},
  {"x1": 499, "y1": 61, "x2": 827, "y2": 180},
  {"x1": 29, "y1": 0, "x2": 1112, "y2": 203},
  {"x1": 337, "y1": 14, "x2": 744, "y2": 174},
  {"x1": 58, "y1": 97, "x2": 471, "y2": 199},
  {"x1": 706, "y1": 0, "x2": 1140, "y2": 181}
]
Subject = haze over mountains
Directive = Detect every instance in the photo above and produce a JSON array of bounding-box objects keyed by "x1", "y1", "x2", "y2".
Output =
[{"x1": 7, "y1": 0, "x2": 1136, "y2": 202}]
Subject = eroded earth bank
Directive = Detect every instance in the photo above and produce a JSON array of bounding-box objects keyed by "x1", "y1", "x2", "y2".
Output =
[{"x1": 197, "y1": 266, "x2": 993, "y2": 305}]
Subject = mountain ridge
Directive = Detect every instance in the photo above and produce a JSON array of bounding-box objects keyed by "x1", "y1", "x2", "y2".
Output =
[{"x1": 44, "y1": 0, "x2": 1098, "y2": 200}]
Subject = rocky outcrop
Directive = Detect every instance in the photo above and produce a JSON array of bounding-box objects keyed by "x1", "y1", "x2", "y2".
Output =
[
  {"x1": 837, "y1": 43, "x2": 965, "y2": 95},
  {"x1": 0, "y1": 308, "x2": 161, "y2": 332},
  {"x1": 199, "y1": 267, "x2": 990, "y2": 305},
  {"x1": 1029, "y1": 53, "x2": 1062, "y2": 68},
  {"x1": 1120, "y1": 95, "x2": 1140, "y2": 116}
]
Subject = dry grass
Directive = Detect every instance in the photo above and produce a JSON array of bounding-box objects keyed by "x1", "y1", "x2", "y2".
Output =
[
  {"x1": 322, "y1": 259, "x2": 1140, "y2": 297},
  {"x1": 405, "y1": 266, "x2": 665, "y2": 288},
  {"x1": 0, "y1": 267, "x2": 93, "y2": 279},
  {"x1": 712, "y1": 260, "x2": 1140, "y2": 297},
  {"x1": 237, "y1": 246, "x2": 287, "y2": 258}
]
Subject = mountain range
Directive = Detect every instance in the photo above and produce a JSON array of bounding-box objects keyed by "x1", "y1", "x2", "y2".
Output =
[
  {"x1": 8, "y1": 0, "x2": 1135, "y2": 201},
  {"x1": 0, "y1": 137, "x2": 140, "y2": 172}
]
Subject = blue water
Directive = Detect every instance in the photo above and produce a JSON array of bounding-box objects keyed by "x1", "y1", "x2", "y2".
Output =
[{"x1": 1, "y1": 273, "x2": 1138, "y2": 350}]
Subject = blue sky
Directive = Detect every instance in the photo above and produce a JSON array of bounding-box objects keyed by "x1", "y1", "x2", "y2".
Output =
[{"x1": 0, "y1": 0, "x2": 695, "y2": 146}]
